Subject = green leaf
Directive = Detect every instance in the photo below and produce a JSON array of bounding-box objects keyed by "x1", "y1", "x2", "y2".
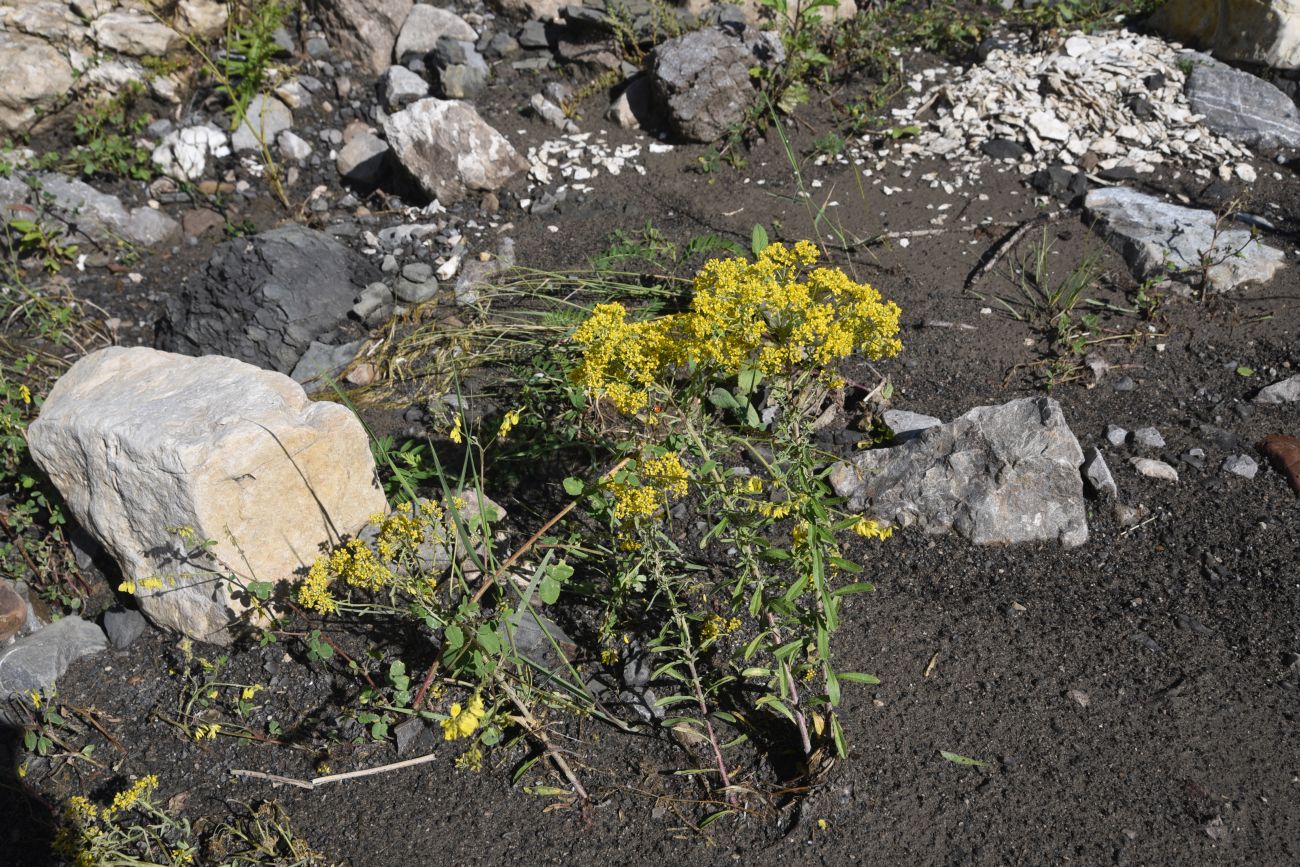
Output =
[
  {"x1": 476, "y1": 623, "x2": 501, "y2": 655},
  {"x1": 751, "y1": 224, "x2": 769, "y2": 257},
  {"x1": 889, "y1": 124, "x2": 922, "y2": 139},
  {"x1": 247, "y1": 580, "x2": 273, "y2": 600},
  {"x1": 839, "y1": 672, "x2": 881, "y2": 685},
  {"x1": 826, "y1": 668, "x2": 841, "y2": 706},
  {"x1": 709, "y1": 386, "x2": 740, "y2": 410},
  {"x1": 940, "y1": 750, "x2": 989, "y2": 768},
  {"x1": 832, "y1": 581, "x2": 876, "y2": 597},
  {"x1": 699, "y1": 809, "x2": 735, "y2": 828},
  {"x1": 443, "y1": 624, "x2": 465, "y2": 652},
  {"x1": 737, "y1": 367, "x2": 763, "y2": 395},
  {"x1": 745, "y1": 402, "x2": 763, "y2": 429},
  {"x1": 562, "y1": 476, "x2": 585, "y2": 496},
  {"x1": 1236, "y1": 366, "x2": 1254, "y2": 377},
  {"x1": 538, "y1": 576, "x2": 562, "y2": 605}
]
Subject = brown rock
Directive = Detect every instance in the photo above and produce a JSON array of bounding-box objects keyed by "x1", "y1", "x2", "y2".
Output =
[
  {"x1": 181, "y1": 208, "x2": 225, "y2": 238},
  {"x1": 0, "y1": 582, "x2": 27, "y2": 642},
  {"x1": 1258, "y1": 434, "x2": 1300, "y2": 492}
]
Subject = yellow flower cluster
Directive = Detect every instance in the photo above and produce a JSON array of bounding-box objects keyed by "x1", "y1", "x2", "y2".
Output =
[
  {"x1": 370, "y1": 500, "x2": 445, "y2": 562},
  {"x1": 441, "y1": 695, "x2": 486, "y2": 741},
  {"x1": 608, "y1": 452, "x2": 690, "y2": 520},
  {"x1": 699, "y1": 614, "x2": 742, "y2": 644},
  {"x1": 299, "y1": 537, "x2": 396, "y2": 614},
  {"x1": 570, "y1": 303, "x2": 682, "y2": 414},
  {"x1": 851, "y1": 518, "x2": 894, "y2": 540},
  {"x1": 570, "y1": 243, "x2": 902, "y2": 413},
  {"x1": 106, "y1": 776, "x2": 158, "y2": 819}
]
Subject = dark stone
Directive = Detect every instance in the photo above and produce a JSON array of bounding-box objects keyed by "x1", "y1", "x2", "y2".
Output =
[
  {"x1": 980, "y1": 138, "x2": 1027, "y2": 161},
  {"x1": 158, "y1": 226, "x2": 381, "y2": 373},
  {"x1": 102, "y1": 607, "x2": 148, "y2": 650},
  {"x1": 1143, "y1": 72, "x2": 1166, "y2": 91},
  {"x1": 1183, "y1": 52, "x2": 1300, "y2": 151}
]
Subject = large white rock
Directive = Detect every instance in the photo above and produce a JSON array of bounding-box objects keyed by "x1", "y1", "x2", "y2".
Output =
[
  {"x1": 28, "y1": 348, "x2": 388, "y2": 645},
  {"x1": 90, "y1": 10, "x2": 181, "y2": 56},
  {"x1": 1150, "y1": 0, "x2": 1300, "y2": 70},
  {"x1": 151, "y1": 124, "x2": 230, "y2": 182},
  {"x1": 383, "y1": 97, "x2": 528, "y2": 205}
]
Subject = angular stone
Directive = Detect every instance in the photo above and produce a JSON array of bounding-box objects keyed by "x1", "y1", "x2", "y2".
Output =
[
  {"x1": 290, "y1": 339, "x2": 366, "y2": 388},
  {"x1": 432, "y1": 37, "x2": 490, "y2": 99},
  {"x1": 337, "y1": 132, "x2": 390, "y2": 185},
  {"x1": 32, "y1": 173, "x2": 180, "y2": 247},
  {"x1": 607, "y1": 76, "x2": 659, "y2": 130},
  {"x1": 1084, "y1": 187, "x2": 1285, "y2": 293},
  {"x1": 0, "y1": 32, "x2": 75, "y2": 132},
  {"x1": 883, "y1": 408, "x2": 942, "y2": 442},
  {"x1": 1222, "y1": 454, "x2": 1258, "y2": 479},
  {"x1": 1151, "y1": 0, "x2": 1300, "y2": 70},
  {"x1": 1254, "y1": 374, "x2": 1300, "y2": 405},
  {"x1": 176, "y1": 0, "x2": 229, "y2": 39},
  {"x1": 102, "y1": 607, "x2": 148, "y2": 650},
  {"x1": 159, "y1": 226, "x2": 381, "y2": 373},
  {"x1": 231, "y1": 94, "x2": 293, "y2": 152},
  {"x1": 379, "y1": 64, "x2": 430, "y2": 110},
  {"x1": 7, "y1": 2, "x2": 85, "y2": 41},
  {"x1": 491, "y1": 0, "x2": 566, "y2": 21},
  {"x1": 1133, "y1": 426, "x2": 1165, "y2": 448},
  {"x1": 1082, "y1": 447, "x2": 1118, "y2": 500},
  {"x1": 1131, "y1": 457, "x2": 1179, "y2": 481},
  {"x1": 383, "y1": 98, "x2": 528, "y2": 205},
  {"x1": 829, "y1": 397, "x2": 1089, "y2": 548},
  {"x1": 277, "y1": 130, "x2": 313, "y2": 161},
  {"x1": 651, "y1": 26, "x2": 784, "y2": 143},
  {"x1": 394, "y1": 3, "x2": 476, "y2": 60},
  {"x1": 1183, "y1": 53, "x2": 1300, "y2": 151},
  {"x1": 316, "y1": 0, "x2": 413, "y2": 75},
  {"x1": 90, "y1": 11, "x2": 181, "y2": 56},
  {"x1": 0, "y1": 582, "x2": 26, "y2": 643},
  {"x1": 0, "y1": 617, "x2": 107, "y2": 716},
  {"x1": 27, "y1": 347, "x2": 388, "y2": 644}
]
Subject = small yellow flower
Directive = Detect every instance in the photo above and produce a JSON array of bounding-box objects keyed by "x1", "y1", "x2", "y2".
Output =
[
  {"x1": 18, "y1": 384, "x2": 31, "y2": 404},
  {"x1": 599, "y1": 648, "x2": 618, "y2": 665},
  {"x1": 497, "y1": 407, "x2": 523, "y2": 439},
  {"x1": 118, "y1": 580, "x2": 137, "y2": 594},
  {"x1": 440, "y1": 695, "x2": 486, "y2": 741},
  {"x1": 27, "y1": 690, "x2": 41, "y2": 711},
  {"x1": 449, "y1": 414, "x2": 464, "y2": 444},
  {"x1": 851, "y1": 517, "x2": 894, "y2": 540},
  {"x1": 241, "y1": 684, "x2": 263, "y2": 701}
]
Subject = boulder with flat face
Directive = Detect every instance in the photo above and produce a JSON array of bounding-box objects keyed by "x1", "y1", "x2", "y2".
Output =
[
  {"x1": 830, "y1": 397, "x2": 1089, "y2": 547},
  {"x1": 383, "y1": 97, "x2": 528, "y2": 205},
  {"x1": 0, "y1": 32, "x2": 75, "y2": 132},
  {"x1": 311, "y1": 0, "x2": 413, "y2": 74},
  {"x1": 27, "y1": 347, "x2": 388, "y2": 645},
  {"x1": 1150, "y1": 0, "x2": 1300, "y2": 70}
]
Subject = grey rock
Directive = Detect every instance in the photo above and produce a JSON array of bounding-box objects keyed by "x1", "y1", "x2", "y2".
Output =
[
  {"x1": 506, "y1": 608, "x2": 576, "y2": 681},
  {"x1": 394, "y1": 716, "x2": 434, "y2": 756},
  {"x1": 1104, "y1": 424, "x2": 1128, "y2": 446},
  {"x1": 1132, "y1": 426, "x2": 1165, "y2": 448},
  {"x1": 159, "y1": 226, "x2": 381, "y2": 373},
  {"x1": 102, "y1": 607, "x2": 148, "y2": 650},
  {"x1": 337, "y1": 132, "x2": 391, "y2": 185},
  {"x1": 432, "y1": 37, "x2": 490, "y2": 99},
  {"x1": 317, "y1": 0, "x2": 413, "y2": 74},
  {"x1": 530, "y1": 93, "x2": 576, "y2": 132},
  {"x1": 0, "y1": 617, "x2": 107, "y2": 719},
  {"x1": 1254, "y1": 374, "x2": 1300, "y2": 404},
  {"x1": 518, "y1": 20, "x2": 549, "y2": 49},
  {"x1": 829, "y1": 397, "x2": 1089, "y2": 548},
  {"x1": 883, "y1": 408, "x2": 942, "y2": 442},
  {"x1": 393, "y1": 276, "x2": 438, "y2": 304},
  {"x1": 607, "y1": 76, "x2": 659, "y2": 130},
  {"x1": 0, "y1": 32, "x2": 76, "y2": 132},
  {"x1": 290, "y1": 339, "x2": 366, "y2": 388},
  {"x1": 394, "y1": 3, "x2": 477, "y2": 60},
  {"x1": 353, "y1": 281, "x2": 395, "y2": 323},
  {"x1": 651, "y1": 25, "x2": 784, "y2": 143},
  {"x1": 277, "y1": 130, "x2": 313, "y2": 161},
  {"x1": 231, "y1": 94, "x2": 293, "y2": 152},
  {"x1": 31, "y1": 173, "x2": 180, "y2": 248},
  {"x1": 1183, "y1": 53, "x2": 1300, "y2": 151},
  {"x1": 980, "y1": 138, "x2": 1027, "y2": 161},
  {"x1": 402, "y1": 262, "x2": 434, "y2": 282},
  {"x1": 90, "y1": 11, "x2": 181, "y2": 56},
  {"x1": 1222, "y1": 454, "x2": 1258, "y2": 478},
  {"x1": 1084, "y1": 187, "x2": 1285, "y2": 293},
  {"x1": 383, "y1": 98, "x2": 528, "y2": 205},
  {"x1": 1130, "y1": 457, "x2": 1179, "y2": 481},
  {"x1": 1082, "y1": 446, "x2": 1118, "y2": 500},
  {"x1": 380, "y1": 64, "x2": 430, "y2": 109}
]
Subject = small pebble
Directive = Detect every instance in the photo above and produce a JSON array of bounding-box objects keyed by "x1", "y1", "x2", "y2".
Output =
[
  {"x1": 1131, "y1": 457, "x2": 1178, "y2": 481},
  {"x1": 1133, "y1": 426, "x2": 1165, "y2": 448},
  {"x1": 1221, "y1": 454, "x2": 1258, "y2": 479}
]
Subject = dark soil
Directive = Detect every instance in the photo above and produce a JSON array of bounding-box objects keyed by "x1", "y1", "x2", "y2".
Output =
[{"x1": 4, "y1": 7, "x2": 1300, "y2": 866}]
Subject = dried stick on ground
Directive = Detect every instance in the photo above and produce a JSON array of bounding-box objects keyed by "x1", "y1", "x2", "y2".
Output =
[{"x1": 964, "y1": 210, "x2": 1068, "y2": 291}]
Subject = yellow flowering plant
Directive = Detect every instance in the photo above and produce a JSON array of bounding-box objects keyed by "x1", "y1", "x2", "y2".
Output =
[{"x1": 564, "y1": 238, "x2": 903, "y2": 801}]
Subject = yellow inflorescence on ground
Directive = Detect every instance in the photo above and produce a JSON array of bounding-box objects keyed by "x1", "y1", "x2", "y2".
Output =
[
  {"x1": 441, "y1": 694, "x2": 486, "y2": 741},
  {"x1": 607, "y1": 451, "x2": 690, "y2": 520},
  {"x1": 570, "y1": 243, "x2": 902, "y2": 414}
]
